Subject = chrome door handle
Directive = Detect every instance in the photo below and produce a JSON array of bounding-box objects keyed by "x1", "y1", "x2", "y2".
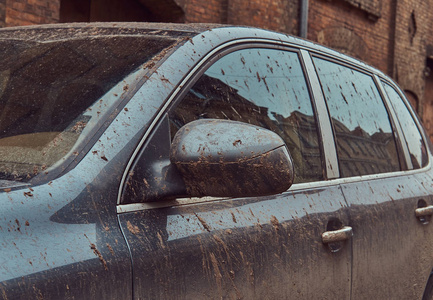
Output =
[
  {"x1": 415, "y1": 206, "x2": 433, "y2": 217},
  {"x1": 322, "y1": 226, "x2": 353, "y2": 244}
]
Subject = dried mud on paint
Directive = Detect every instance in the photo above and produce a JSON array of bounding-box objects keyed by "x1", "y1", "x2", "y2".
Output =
[
  {"x1": 90, "y1": 243, "x2": 108, "y2": 270},
  {"x1": 270, "y1": 215, "x2": 280, "y2": 231},
  {"x1": 126, "y1": 220, "x2": 140, "y2": 234},
  {"x1": 84, "y1": 234, "x2": 108, "y2": 270},
  {"x1": 209, "y1": 252, "x2": 223, "y2": 296},
  {"x1": 195, "y1": 213, "x2": 211, "y2": 232}
]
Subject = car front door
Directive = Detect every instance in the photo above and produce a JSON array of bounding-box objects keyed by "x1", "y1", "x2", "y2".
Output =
[{"x1": 117, "y1": 45, "x2": 353, "y2": 299}]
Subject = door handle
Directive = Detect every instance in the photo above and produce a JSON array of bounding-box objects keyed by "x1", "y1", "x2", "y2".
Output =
[
  {"x1": 322, "y1": 226, "x2": 353, "y2": 244},
  {"x1": 415, "y1": 205, "x2": 433, "y2": 218}
]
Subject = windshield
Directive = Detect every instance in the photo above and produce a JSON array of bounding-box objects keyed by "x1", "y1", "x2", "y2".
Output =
[{"x1": 0, "y1": 35, "x2": 176, "y2": 182}]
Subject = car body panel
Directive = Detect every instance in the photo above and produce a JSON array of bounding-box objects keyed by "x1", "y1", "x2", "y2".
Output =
[
  {"x1": 119, "y1": 185, "x2": 351, "y2": 299},
  {"x1": 0, "y1": 143, "x2": 134, "y2": 298},
  {"x1": 341, "y1": 173, "x2": 433, "y2": 299},
  {"x1": 0, "y1": 22, "x2": 431, "y2": 299}
]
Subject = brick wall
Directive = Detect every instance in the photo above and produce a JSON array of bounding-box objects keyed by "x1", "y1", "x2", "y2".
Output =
[
  {"x1": 308, "y1": 0, "x2": 395, "y2": 75},
  {"x1": 227, "y1": 0, "x2": 298, "y2": 34},
  {"x1": 176, "y1": 0, "x2": 228, "y2": 23},
  {"x1": 175, "y1": 0, "x2": 298, "y2": 34},
  {"x1": 393, "y1": 0, "x2": 431, "y2": 116},
  {"x1": 5, "y1": 0, "x2": 60, "y2": 27},
  {"x1": 0, "y1": 0, "x2": 5, "y2": 27}
]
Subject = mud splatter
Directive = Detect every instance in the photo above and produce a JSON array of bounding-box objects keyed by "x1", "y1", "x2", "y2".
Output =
[
  {"x1": 157, "y1": 232, "x2": 166, "y2": 249},
  {"x1": 23, "y1": 191, "x2": 33, "y2": 197},
  {"x1": 106, "y1": 243, "x2": 115, "y2": 255},
  {"x1": 195, "y1": 213, "x2": 211, "y2": 232},
  {"x1": 90, "y1": 243, "x2": 108, "y2": 270},
  {"x1": 210, "y1": 252, "x2": 223, "y2": 296},
  {"x1": 231, "y1": 211, "x2": 237, "y2": 223},
  {"x1": 270, "y1": 215, "x2": 280, "y2": 231},
  {"x1": 126, "y1": 221, "x2": 140, "y2": 234}
]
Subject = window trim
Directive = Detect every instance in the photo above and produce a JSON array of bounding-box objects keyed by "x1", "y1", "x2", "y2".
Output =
[
  {"x1": 375, "y1": 75, "x2": 412, "y2": 169},
  {"x1": 117, "y1": 37, "x2": 433, "y2": 207},
  {"x1": 300, "y1": 50, "x2": 339, "y2": 179},
  {"x1": 310, "y1": 53, "x2": 407, "y2": 176},
  {"x1": 166, "y1": 43, "x2": 329, "y2": 182},
  {"x1": 379, "y1": 77, "x2": 429, "y2": 169}
]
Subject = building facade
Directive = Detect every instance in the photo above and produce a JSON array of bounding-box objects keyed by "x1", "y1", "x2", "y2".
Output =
[{"x1": 2, "y1": 0, "x2": 433, "y2": 140}]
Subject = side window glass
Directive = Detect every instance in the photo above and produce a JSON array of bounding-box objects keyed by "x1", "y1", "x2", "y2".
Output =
[
  {"x1": 382, "y1": 82, "x2": 427, "y2": 169},
  {"x1": 313, "y1": 57, "x2": 400, "y2": 177},
  {"x1": 170, "y1": 48, "x2": 323, "y2": 183}
]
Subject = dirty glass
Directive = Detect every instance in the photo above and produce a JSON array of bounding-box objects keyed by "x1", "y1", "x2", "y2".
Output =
[
  {"x1": 0, "y1": 36, "x2": 175, "y2": 182},
  {"x1": 170, "y1": 48, "x2": 323, "y2": 183},
  {"x1": 313, "y1": 57, "x2": 400, "y2": 177},
  {"x1": 382, "y1": 82, "x2": 427, "y2": 169}
]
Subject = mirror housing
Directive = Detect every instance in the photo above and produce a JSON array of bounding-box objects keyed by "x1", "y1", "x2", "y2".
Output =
[{"x1": 170, "y1": 119, "x2": 294, "y2": 198}]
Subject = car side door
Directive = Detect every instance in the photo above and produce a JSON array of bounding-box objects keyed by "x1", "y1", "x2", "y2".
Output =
[
  {"x1": 117, "y1": 45, "x2": 353, "y2": 299},
  {"x1": 312, "y1": 55, "x2": 433, "y2": 299}
]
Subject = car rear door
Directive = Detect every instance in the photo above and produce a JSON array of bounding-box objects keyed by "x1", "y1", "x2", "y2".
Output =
[
  {"x1": 117, "y1": 44, "x2": 353, "y2": 299},
  {"x1": 312, "y1": 55, "x2": 433, "y2": 299}
]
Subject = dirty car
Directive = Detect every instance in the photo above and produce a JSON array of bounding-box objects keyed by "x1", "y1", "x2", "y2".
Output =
[{"x1": 0, "y1": 22, "x2": 433, "y2": 299}]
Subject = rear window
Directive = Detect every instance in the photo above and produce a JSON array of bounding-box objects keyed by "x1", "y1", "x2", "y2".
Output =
[{"x1": 0, "y1": 35, "x2": 176, "y2": 182}]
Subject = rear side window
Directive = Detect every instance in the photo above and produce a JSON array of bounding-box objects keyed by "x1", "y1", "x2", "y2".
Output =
[
  {"x1": 170, "y1": 48, "x2": 323, "y2": 183},
  {"x1": 382, "y1": 82, "x2": 428, "y2": 169},
  {"x1": 313, "y1": 57, "x2": 400, "y2": 177}
]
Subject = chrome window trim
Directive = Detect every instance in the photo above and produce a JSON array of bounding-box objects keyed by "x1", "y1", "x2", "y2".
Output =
[
  {"x1": 117, "y1": 37, "x2": 331, "y2": 205},
  {"x1": 117, "y1": 197, "x2": 230, "y2": 213},
  {"x1": 374, "y1": 74, "x2": 413, "y2": 169},
  {"x1": 300, "y1": 50, "x2": 339, "y2": 179},
  {"x1": 116, "y1": 163, "x2": 432, "y2": 213}
]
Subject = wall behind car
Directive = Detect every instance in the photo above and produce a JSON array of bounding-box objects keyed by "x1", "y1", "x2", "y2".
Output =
[
  {"x1": 1, "y1": 0, "x2": 59, "y2": 27},
  {"x1": 1, "y1": 0, "x2": 433, "y2": 141}
]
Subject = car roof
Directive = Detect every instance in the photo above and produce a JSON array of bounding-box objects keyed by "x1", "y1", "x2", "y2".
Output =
[{"x1": 0, "y1": 22, "x2": 224, "y2": 42}]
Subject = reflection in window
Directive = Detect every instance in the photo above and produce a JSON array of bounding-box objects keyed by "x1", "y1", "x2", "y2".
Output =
[
  {"x1": 170, "y1": 48, "x2": 323, "y2": 183},
  {"x1": 0, "y1": 36, "x2": 175, "y2": 181},
  {"x1": 382, "y1": 82, "x2": 427, "y2": 169},
  {"x1": 313, "y1": 57, "x2": 400, "y2": 177}
]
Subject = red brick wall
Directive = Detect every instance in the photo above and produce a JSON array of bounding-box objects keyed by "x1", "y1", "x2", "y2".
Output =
[
  {"x1": 6, "y1": 0, "x2": 60, "y2": 27},
  {"x1": 227, "y1": 0, "x2": 298, "y2": 34},
  {"x1": 176, "y1": 0, "x2": 298, "y2": 34},
  {"x1": 393, "y1": 0, "x2": 431, "y2": 117},
  {"x1": 176, "y1": 0, "x2": 228, "y2": 23},
  {"x1": 308, "y1": 0, "x2": 395, "y2": 75}
]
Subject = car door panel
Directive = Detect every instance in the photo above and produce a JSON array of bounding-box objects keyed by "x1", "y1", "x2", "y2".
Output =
[
  {"x1": 119, "y1": 185, "x2": 351, "y2": 299},
  {"x1": 341, "y1": 175, "x2": 433, "y2": 299}
]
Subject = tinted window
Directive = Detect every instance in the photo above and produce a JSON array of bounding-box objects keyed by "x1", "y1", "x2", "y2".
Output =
[
  {"x1": 170, "y1": 48, "x2": 323, "y2": 183},
  {"x1": 313, "y1": 57, "x2": 400, "y2": 177},
  {"x1": 382, "y1": 82, "x2": 427, "y2": 168}
]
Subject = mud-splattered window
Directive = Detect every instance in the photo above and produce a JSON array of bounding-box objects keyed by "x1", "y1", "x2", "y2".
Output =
[
  {"x1": 313, "y1": 57, "x2": 400, "y2": 177},
  {"x1": 382, "y1": 82, "x2": 427, "y2": 169},
  {"x1": 0, "y1": 35, "x2": 176, "y2": 182},
  {"x1": 170, "y1": 48, "x2": 323, "y2": 183}
]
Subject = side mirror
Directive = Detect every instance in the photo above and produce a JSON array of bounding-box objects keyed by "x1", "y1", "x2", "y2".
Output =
[{"x1": 170, "y1": 119, "x2": 294, "y2": 198}]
